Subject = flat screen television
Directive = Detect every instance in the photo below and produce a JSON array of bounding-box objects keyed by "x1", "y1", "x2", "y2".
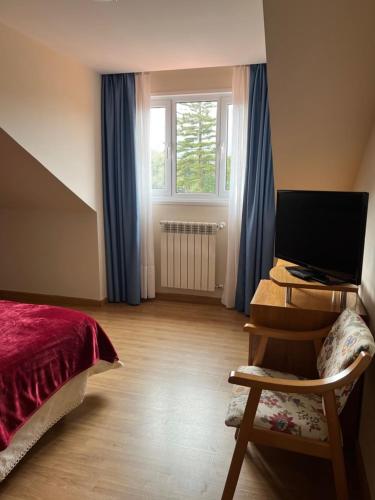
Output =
[{"x1": 275, "y1": 190, "x2": 369, "y2": 285}]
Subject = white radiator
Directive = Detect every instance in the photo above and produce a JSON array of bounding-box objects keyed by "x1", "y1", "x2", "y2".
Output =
[{"x1": 160, "y1": 221, "x2": 224, "y2": 291}]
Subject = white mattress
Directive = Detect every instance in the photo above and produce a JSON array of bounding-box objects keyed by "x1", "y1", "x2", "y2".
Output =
[{"x1": 0, "y1": 360, "x2": 121, "y2": 481}]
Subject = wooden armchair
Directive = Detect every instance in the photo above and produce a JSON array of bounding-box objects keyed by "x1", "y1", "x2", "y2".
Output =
[{"x1": 222, "y1": 309, "x2": 375, "y2": 500}]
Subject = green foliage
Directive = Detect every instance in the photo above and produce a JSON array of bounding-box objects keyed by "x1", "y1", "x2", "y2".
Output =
[
  {"x1": 226, "y1": 155, "x2": 231, "y2": 191},
  {"x1": 176, "y1": 101, "x2": 217, "y2": 194}
]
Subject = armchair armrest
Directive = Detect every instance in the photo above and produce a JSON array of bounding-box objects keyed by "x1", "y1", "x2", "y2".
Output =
[
  {"x1": 228, "y1": 351, "x2": 371, "y2": 394},
  {"x1": 244, "y1": 323, "x2": 331, "y2": 365},
  {"x1": 243, "y1": 323, "x2": 331, "y2": 341}
]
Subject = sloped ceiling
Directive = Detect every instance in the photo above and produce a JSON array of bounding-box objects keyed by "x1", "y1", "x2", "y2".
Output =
[
  {"x1": 263, "y1": 0, "x2": 375, "y2": 190},
  {"x1": 0, "y1": 128, "x2": 92, "y2": 211},
  {"x1": 0, "y1": 0, "x2": 266, "y2": 72}
]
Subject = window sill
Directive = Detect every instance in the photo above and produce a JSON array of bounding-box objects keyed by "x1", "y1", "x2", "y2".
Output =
[{"x1": 152, "y1": 197, "x2": 229, "y2": 207}]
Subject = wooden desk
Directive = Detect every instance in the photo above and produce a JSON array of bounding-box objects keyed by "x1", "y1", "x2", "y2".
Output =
[
  {"x1": 249, "y1": 279, "x2": 367, "y2": 447},
  {"x1": 269, "y1": 264, "x2": 358, "y2": 309},
  {"x1": 269, "y1": 264, "x2": 359, "y2": 292},
  {"x1": 251, "y1": 279, "x2": 365, "y2": 332}
]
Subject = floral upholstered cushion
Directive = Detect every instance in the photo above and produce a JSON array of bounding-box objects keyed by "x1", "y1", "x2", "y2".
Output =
[
  {"x1": 225, "y1": 366, "x2": 328, "y2": 441},
  {"x1": 317, "y1": 308, "x2": 375, "y2": 412}
]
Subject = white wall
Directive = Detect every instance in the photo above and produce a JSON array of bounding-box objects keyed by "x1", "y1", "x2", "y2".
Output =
[
  {"x1": 0, "y1": 21, "x2": 101, "y2": 210},
  {"x1": 0, "y1": 127, "x2": 104, "y2": 300},
  {"x1": 0, "y1": 209, "x2": 101, "y2": 300},
  {"x1": 151, "y1": 67, "x2": 232, "y2": 95},
  {"x1": 0, "y1": 22, "x2": 106, "y2": 300},
  {"x1": 263, "y1": 0, "x2": 375, "y2": 191},
  {"x1": 354, "y1": 122, "x2": 375, "y2": 498},
  {"x1": 150, "y1": 67, "x2": 232, "y2": 298}
]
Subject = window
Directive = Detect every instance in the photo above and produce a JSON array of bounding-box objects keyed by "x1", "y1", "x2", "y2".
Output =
[
  {"x1": 150, "y1": 106, "x2": 167, "y2": 190},
  {"x1": 151, "y1": 93, "x2": 232, "y2": 202}
]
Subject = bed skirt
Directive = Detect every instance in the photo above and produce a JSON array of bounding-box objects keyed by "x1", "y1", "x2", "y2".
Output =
[{"x1": 0, "y1": 360, "x2": 121, "y2": 482}]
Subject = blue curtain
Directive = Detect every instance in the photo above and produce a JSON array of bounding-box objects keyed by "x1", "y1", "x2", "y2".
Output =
[
  {"x1": 102, "y1": 74, "x2": 141, "y2": 304},
  {"x1": 235, "y1": 64, "x2": 275, "y2": 314}
]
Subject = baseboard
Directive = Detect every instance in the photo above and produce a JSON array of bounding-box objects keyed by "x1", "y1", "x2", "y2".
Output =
[
  {"x1": 155, "y1": 292, "x2": 222, "y2": 306},
  {"x1": 0, "y1": 289, "x2": 222, "y2": 308},
  {"x1": 0, "y1": 290, "x2": 107, "y2": 307},
  {"x1": 356, "y1": 442, "x2": 371, "y2": 500}
]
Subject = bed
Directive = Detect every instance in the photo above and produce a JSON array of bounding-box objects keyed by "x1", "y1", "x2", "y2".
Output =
[{"x1": 0, "y1": 300, "x2": 121, "y2": 481}]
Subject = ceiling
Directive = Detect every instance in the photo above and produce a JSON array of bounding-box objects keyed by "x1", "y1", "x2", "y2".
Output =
[{"x1": 0, "y1": 0, "x2": 266, "y2": 73}]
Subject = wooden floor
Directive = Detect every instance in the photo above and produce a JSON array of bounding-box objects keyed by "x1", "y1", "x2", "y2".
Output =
[{"x1": 0, "y1": 301, "x2": 361, "y2": 499}]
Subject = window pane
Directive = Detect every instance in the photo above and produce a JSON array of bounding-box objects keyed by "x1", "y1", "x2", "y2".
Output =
[
  {"x1": 151, "y1": 107, "x2": 167, "y2": 190},
  {"x1": 226, "y1": 104, "x2": 233, "y2": 191},
  {"x1": 176, "y1": 101, "x2": 217, "y2": 194}
]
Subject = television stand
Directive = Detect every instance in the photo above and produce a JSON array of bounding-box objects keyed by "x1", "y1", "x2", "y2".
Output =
[
  {"x1": 285, "y1": 266, "x2": 346, "y2": 286},
  {"x1": 270, "y1": 264, "x2": 358, "y2": 310}
]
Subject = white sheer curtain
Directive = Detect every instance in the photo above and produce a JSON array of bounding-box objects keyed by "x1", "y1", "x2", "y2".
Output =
[
  {"x1": 222, "y1": 66, "x2": 250, "y2": 308},
  {"x1": 135, "y1": 73, "x2": 155, "y2": 299}
]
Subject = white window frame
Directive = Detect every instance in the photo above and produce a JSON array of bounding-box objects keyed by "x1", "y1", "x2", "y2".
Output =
[
  {"x1": 220, "y1": 95, "x2": 233, "y2": 197},
  {"x1": 151, "y1": 92, "x2": 232, "y2": 204},
  {"x1": 150, "y1": 98, "x2": 172, "y2": 198}
]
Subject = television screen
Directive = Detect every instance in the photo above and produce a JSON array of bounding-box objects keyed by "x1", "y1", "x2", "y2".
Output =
[{"x1": 275, "y1": 190, "x2": 369, "y2": 284}]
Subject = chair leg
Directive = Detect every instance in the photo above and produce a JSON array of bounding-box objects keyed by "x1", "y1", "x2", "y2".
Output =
[
  {"x1": 222, "y1": 388, "x2": 261, "y2": 500},
  {"x1": 323, "y1": 391, "x2": 349, "y2": 500}
]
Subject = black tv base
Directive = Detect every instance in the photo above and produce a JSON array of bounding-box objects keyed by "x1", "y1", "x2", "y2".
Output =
[{"x1": 285, "y1": 266, "x2": 347, "y2": 286}]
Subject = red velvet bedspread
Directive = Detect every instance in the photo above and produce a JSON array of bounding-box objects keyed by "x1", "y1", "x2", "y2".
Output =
[{"x1": 0, "y1": 300, "x2": 118, "y2": 451}]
